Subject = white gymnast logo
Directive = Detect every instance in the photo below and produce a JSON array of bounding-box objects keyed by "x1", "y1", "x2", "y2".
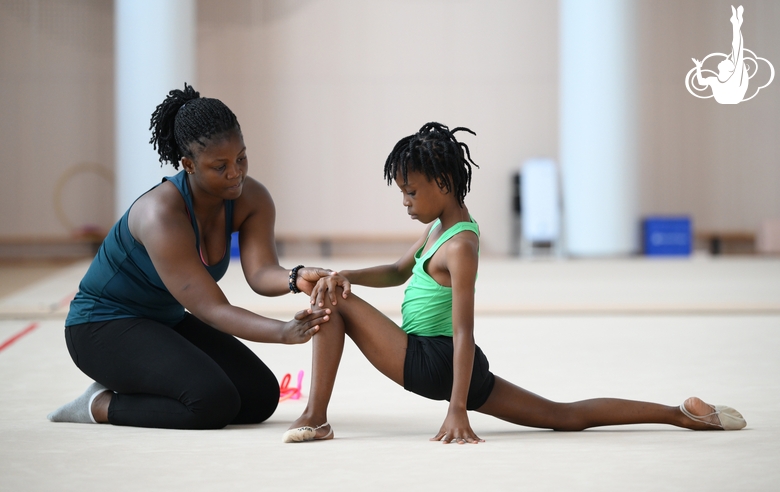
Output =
[{"x1": 685, "y1": 5, "x2": 774, "y2": 104}]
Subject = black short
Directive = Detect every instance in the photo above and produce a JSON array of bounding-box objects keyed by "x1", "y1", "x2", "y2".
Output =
[{"x1": 403, "y1": 335, "x2": 495, "y2": 410}]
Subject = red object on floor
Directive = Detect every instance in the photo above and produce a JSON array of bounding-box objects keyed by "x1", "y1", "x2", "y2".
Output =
[
  {"x1": 0, "y1": 322, "x2": 39, "y2": 353},
  {"x1": 279, "y1": 370, "x2": 304, "y2": 402}
]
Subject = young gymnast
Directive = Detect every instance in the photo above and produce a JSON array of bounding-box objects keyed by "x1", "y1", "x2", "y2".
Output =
[
  {"x1": 47, "y1": 84, "x2": 335, "y2": 429},
  {"x1": 283, "y1": 122, "x2": 746, "y2": 443}
]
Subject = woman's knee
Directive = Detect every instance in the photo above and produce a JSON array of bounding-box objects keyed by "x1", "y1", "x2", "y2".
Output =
[
  {"x1": 235, "y1": 395, "x2": 278, "y2": 425},
  {"x1": 230, "y1": 368, "x2": 280, "y2": 425},
  {"x1": 186, "y1": 381, "x2": 242, "y2": 429}
]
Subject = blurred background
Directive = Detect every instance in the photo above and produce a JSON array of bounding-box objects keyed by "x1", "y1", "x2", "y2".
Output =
[{"x1": 0, "y1": 0, "x2": 778, "y2": 259}]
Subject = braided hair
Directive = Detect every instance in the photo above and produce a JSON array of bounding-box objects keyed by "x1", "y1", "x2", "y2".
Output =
[
  {"x1": 149, "y1": 83, "x2": 241, "y2": 169},
  {"x1": 384, "y1": 122, "x2": 478, "y2": 207}
]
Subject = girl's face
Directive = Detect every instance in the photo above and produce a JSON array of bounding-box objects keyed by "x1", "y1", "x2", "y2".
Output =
[
  {"x1": 394, "y1": 169, "x2": 449, "y2": 224},
  {"x1": 183, "y1": 129, "x2": 248, "y2": 201}
]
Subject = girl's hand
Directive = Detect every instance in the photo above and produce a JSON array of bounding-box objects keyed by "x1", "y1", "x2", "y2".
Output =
[
  {"x1": 280, "y1": 308, "x2": 330, "y2": 344},
  {"x1": 295, "y1": 267, "x2": 336, "y2": 296},
  {"x1": 430, "y1": 409, "x2": 484, "y2": 445},
  {"x1": 310, "y1": 271, "x2": 352, "y2": 308}
]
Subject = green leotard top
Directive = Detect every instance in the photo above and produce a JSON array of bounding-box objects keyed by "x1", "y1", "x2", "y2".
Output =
[{"x1": 400, "y1": 217, "x2": 479, "y2": 337}]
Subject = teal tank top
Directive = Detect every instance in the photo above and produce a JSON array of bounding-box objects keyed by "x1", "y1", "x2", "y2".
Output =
[
  {"x1": 400, "y1": 217, "x2": 479, "y2": 337},
  {"x1": 66, "y1": 171, "x2": 234, "y2": 327}
]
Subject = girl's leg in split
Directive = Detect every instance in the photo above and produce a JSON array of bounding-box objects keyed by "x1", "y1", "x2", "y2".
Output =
[
  {"x1": 287, "y1": 291, "x2": 408, "y2": 438},
  {"x1": 476, "y1": 376, "x2": 729, "y2": 431},
  {"x1": 289, "y1": 293, "x2": 743, "y2": 436}
]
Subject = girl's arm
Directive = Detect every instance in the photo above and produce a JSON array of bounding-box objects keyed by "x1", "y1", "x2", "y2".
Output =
[
  {"x1": 432, "y1": 234, "x2": 482, "y2": 444},
  {"x1": 339, "y1": 236, "x2": 422, "y2": 287},
  {"x1": 309, "y1": 225, "x2": 431, "y2": 307}
]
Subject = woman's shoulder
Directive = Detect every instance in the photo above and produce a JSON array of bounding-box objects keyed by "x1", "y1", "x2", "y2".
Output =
[
  {"x1": 132, "y1": 179, "x2": 184, "y2": 216},
  {"x1": 128, "y1": 180, "x2": 189, "y2": 241},
  {"x1": 229, "y1": 176, "x2": 275, "y2": 230},
  {"x1": 238, "y1": 176, "x2": 271, "y2": 199},
  {"x1": 234, "y1": 176, "x2": 274, "y2": 211}
]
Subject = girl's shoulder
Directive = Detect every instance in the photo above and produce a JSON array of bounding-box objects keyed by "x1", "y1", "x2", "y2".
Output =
[{"x1": 442, "y1": 229, "x2": 479, "y2": 258}]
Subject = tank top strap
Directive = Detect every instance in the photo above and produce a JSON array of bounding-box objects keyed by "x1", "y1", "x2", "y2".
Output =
[
  {"x1": 420, "y1": 217, "x2": 480, "y2": 262},
  {"x1": 163, "y1": 171, "x2": 197, "y2": 230},
  {"x1": 162, "y1": 170, "x2": 235, "y2": 266}
]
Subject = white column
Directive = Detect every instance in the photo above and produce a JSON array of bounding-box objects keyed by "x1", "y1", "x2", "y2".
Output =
[
  {"x1": 559, "y1": 0, "x2": 638, "y2": 256},
  {"x1": 114, "y1": 0, "x2": 196, "y2": 218}
]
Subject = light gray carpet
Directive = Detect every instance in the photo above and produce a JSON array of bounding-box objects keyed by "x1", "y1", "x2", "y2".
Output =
[{"x1": 1, "y1": 257, "x2": 778, "y2": 491}]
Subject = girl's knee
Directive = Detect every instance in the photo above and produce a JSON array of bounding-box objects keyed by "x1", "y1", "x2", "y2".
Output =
[{"x1": 551, "y1": 403, "x2": 588, "y2": 432}]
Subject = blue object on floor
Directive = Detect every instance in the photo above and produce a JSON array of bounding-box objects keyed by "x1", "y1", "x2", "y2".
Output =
[
  {"x1": 643, "y1": 216, "x2": 692, "y2": 256},
  {"x1": 230, "y1": 231, "x2": 240, "y2": 258}
]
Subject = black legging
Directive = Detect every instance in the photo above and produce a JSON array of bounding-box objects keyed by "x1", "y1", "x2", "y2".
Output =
[{"x1": 65, "y1": 313, "x2": 280, "y2": 429}]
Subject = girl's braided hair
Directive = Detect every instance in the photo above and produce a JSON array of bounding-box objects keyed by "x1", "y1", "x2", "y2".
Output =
[{"x1": 384, "y1": 122, "x2": 478, "y2": 206}]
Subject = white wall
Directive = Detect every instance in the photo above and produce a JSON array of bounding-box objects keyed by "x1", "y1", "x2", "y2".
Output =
[
  {"x1": 1, "y1": 0, "x2": 779, "y2": 256},
  {"x1": 635, "y1": 0, "x2": 780, "y2": 234},
  {"x1": 0, "y1": 1, "x2": 114, "y2": 238},
  {"x1": 198, "y1": 0, "x2": 559, "y2": 254}
]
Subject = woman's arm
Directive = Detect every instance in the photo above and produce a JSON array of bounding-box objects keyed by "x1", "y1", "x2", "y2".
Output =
[
  {"x1": 232, "y1": 178, "x2": 337, "y2": 296},
  {"x1": 432, "y1": 234, "x2": 482, "y2": 444},
  {"x1": 130, "y1": 183, "x2": 328, "y2": 344},
  {"x1": 234, "y1": 179, "x2": 299, "y2": 296}
]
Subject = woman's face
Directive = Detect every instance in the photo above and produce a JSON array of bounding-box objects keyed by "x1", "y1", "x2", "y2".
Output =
[{"x1": 184, "y1": 129, "x2": 247, "y2": 201}]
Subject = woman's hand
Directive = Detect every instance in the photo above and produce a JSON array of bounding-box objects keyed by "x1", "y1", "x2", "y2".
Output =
[
  {"x1": 430, "y1": 409, "x2": 484, "y2": 445},
  {"x1": 310, "y1": 272, "x2": 352, "y2": 308},
  {"x1": 280, "y1": 308, "x2": 331, "y2": 344}
]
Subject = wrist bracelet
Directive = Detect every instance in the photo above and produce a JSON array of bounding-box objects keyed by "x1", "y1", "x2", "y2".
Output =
[{"x1": 288, "y1": 265, "x2": 304, "y2": 294}]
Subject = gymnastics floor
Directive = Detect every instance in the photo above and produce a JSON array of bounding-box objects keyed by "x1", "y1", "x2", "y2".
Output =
[{"x1": 1, "y1": 256, "x2": 779, "y2": 491}]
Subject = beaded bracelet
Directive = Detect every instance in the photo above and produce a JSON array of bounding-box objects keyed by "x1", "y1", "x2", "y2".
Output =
[{"x1": 288, "y1": 265, "x2": 304, "y2": 294}]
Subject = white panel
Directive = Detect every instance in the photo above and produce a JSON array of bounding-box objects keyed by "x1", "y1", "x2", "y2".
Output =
[
  {"x1": 559, "y1": 0, "x2": 638, "y2": 256},
  {"x1": 521, "y1": 158, "x2": 560, "y2": 242},
  {"x1": 114, "y1": 0, "x2": 196, "y2": 218}
]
